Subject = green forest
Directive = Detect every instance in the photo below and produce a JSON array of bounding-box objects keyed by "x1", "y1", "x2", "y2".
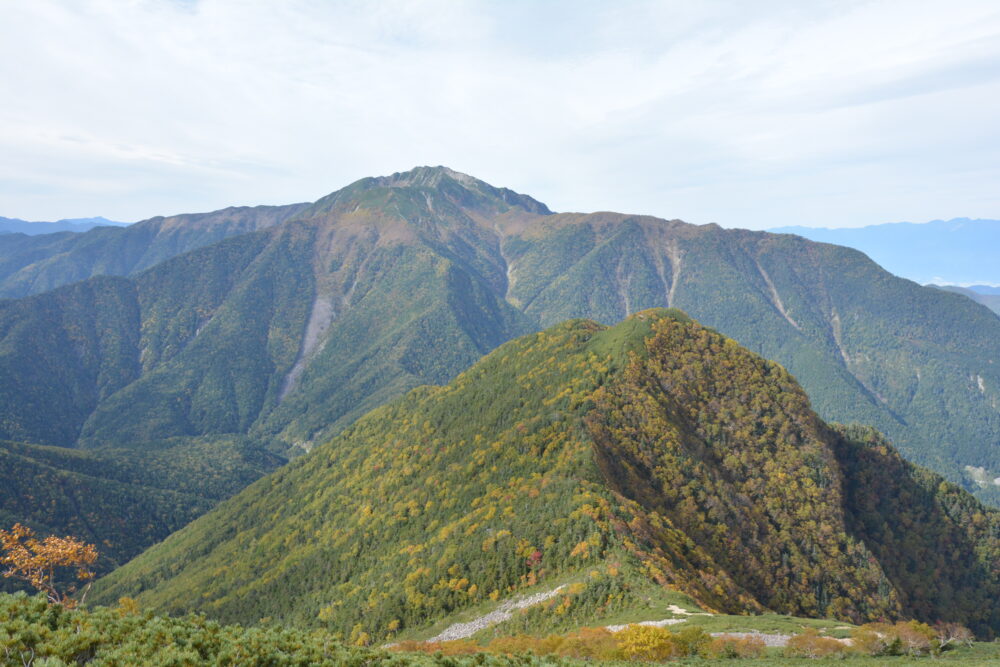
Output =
[
  {"x1": 0, "y1": 167, "x2": 998, "y2": 574},
  {"x1": 0, "y1": 168, "x2": 998, "y2": 665},
  {"x1": 92, "y1": 310, "x2": 1000, "y2": 644}
]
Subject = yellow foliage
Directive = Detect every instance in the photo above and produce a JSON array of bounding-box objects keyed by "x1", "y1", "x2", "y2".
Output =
[
  {"x1": 0, "y1": 523, "x2": 98, "y2": 608},
  {"x1": 115, "y1": 596, "x2": 140, "y2": 617},
  {"x1": 615, "y1": 624, "x2": 678, "y2": 661}
]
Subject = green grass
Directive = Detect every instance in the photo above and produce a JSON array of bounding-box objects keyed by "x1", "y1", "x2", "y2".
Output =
[
  {"x1": 657, "y1": 642, "x2": 1000, "y2": 664},
  {"x1": 670, "y1": 614, "x2": 855, "y2": 639}
]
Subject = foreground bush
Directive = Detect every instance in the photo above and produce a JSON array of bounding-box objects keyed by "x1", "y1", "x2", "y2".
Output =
[
  {"x1": 3, "y1": 589, "x2": 979, "y2": 664},
  {"x1": 615, "y1": 625, "x2": 677, "y2": 661},
  {"x1": 397, "y1": 624, "x2": 720, "y2": 662},
  {"x1": 851, "y1": 619, "x2": 964, "y2": 657},
  {"x1": 784, "y1": 628, "x2": 851, "y2": 659},
  {"x1": 704, "y1": 634, "x2": 766, "y2": 659},
  {"x1": 488, "y1": 627, "x2": 620, "y2": 660},
  {"x1": 0, "y1": 592, "x2": 563, "y2": 666}
]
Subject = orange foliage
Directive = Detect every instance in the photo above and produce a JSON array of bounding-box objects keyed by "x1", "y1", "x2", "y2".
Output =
[
  {"x1": 705, "y1": 634, "x2": 766, "y2": 658},
  {"x1": 391, "y1": 640, "x2": 480, "y2": 656},
  {"x1": 0, "y1": 523, "x2": 98, "y2": 608},
  {"x1": 784, "y1": 628, "x2": 851, "y2": 658}
]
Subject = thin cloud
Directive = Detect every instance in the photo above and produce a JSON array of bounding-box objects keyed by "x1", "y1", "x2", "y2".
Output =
[{"x1": 1, "y1": 0, "x2": 999, "y2": 228}]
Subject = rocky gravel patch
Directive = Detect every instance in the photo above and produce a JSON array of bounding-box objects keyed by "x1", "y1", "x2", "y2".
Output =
[
  {"x1": 708, "y1": 631, "x2": 793, "y2": 647},
  {"x1": 427, "y1": 585, "x2": 567, "y2": 642}
]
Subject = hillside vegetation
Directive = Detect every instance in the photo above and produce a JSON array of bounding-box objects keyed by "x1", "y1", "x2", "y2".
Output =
[
  {"x1": 93, "y1": 311, "x2": 1000, "y2": 642},
  {"x1": 1, "y1": 167, "x2": 999, "y2": 568},
  {"x1": 0, "y1": 592, "x2": 525, "y2": 666},
  {"x1": 6, "y1": 592, "x2": 998, "y2": 665}
]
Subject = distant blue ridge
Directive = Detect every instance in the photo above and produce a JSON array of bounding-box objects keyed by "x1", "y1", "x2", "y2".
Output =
[
  {"x1": 769, "y1": 218, "x2": 1000, "y2": 287},
  {"x1": 0, "y1": 216, "x2": 130, "y2": 235}
]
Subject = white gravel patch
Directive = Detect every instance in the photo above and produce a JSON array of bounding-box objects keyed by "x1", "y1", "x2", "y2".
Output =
[
  {"x1": 427, "y1": 585, "x2": 567, "y2": 642},
  {"x1": 709, "y1": 631, "x2": 793, "y2": 647}
]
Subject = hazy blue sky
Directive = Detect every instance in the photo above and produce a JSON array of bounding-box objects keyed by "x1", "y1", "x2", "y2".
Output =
[{"x1": 3, "y1": 0, "x2": 1000, "y2": 228}]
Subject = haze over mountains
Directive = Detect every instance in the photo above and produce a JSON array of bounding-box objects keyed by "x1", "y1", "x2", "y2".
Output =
[
  {"x1": 1, "y1": 166, "x2": 999, "y2": 573},
  {"x1": 0, "y1": 216, "x2": 128, "y2": 235},
  {"x1": 770, "y1": 218, "x2": 1000, "y2": 287}
]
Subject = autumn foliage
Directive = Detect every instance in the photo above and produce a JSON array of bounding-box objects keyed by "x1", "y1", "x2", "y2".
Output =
[
  {"x1": 705, "y1": 634, "x2": 767, "y2": 659},
  {"x1": 0, "y1": 523, "x2": 97, "y2": 608}
]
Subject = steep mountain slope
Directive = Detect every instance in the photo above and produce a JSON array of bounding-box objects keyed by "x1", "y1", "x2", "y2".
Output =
[
  {"x1": 93, "y1": 311, "x2": 1000, "y2": 640},
  {"x1": 499, "y1": 214, "x2": 1000, "y2": 502},
  {"x1": 0, "y1": 203, "x2": 307, "y2": 298},
  {"x1": 0, "y1": 276, "x2": 141, "y2": 447},
  {"x1": 0, "y1": 171, "x2": 542, "y2": 454},
  {"x1": 770, "y1": 218, "x2": 1000, "y2": 285}
]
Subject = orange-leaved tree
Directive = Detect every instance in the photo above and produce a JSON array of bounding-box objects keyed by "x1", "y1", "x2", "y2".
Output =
[{"x1": 0, "y1": 523, "x2": 98, "y2": 608}]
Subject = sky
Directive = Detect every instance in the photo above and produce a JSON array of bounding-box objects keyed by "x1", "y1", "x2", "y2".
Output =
[{"x1": 2, "y1": 0, "x2": 1000, "y2": 229}]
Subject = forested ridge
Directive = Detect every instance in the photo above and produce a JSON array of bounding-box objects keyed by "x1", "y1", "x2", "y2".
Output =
[
  {"x1": 1, "y1": 166, "x2": 999, "y2": 579},
  {"x1": 92, "y1": 310, "x2": 1000, "y2": 642}
]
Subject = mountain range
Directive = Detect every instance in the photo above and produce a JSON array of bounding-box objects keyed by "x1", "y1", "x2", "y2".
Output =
[
  {"x1": 770, "y1": 218, "x2": 1000, "y2": 286},
  {"x1": 0, "y1": 216, "x2": 128, "y2": 235},
  {"x1": 92, "y1": 310, "x2": 1000, "y2": 639},
  {"x1": 0, "y1": 204, "x2": 307, "y2": 299},
  {"x1": 1, "y1": 166, "x2": 999, "y2": 572}
]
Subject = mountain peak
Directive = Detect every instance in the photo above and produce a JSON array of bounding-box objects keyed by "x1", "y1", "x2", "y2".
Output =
[
  {"x1": 378, "y1": 165, "x2": 479, "y2": 188},
  {"x1": 306, "y1": 166, "x2": 552, "y2": 218}
]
